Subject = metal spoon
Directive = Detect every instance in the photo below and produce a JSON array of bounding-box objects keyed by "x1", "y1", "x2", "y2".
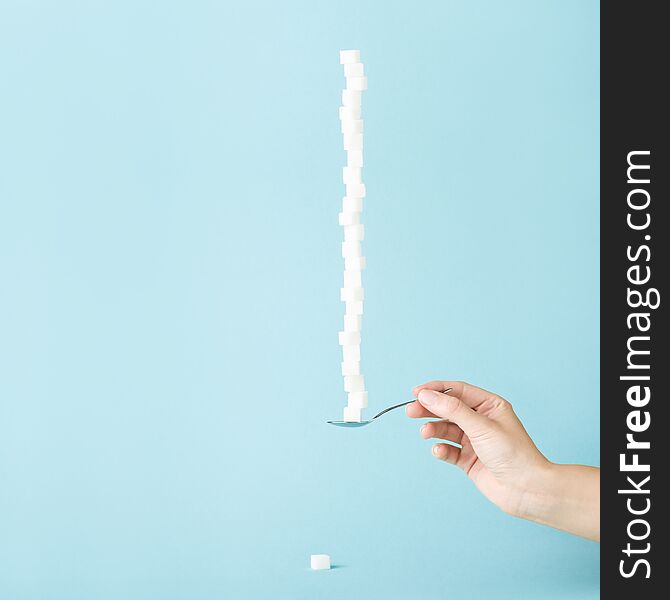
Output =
[{"x1": 327, "y1": 388, "x2": 453, "y2": 428}]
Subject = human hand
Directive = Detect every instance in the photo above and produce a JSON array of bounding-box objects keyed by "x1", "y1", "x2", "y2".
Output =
[{"x1": 407, "y1": 380, "x2": 599, "y2": 541}]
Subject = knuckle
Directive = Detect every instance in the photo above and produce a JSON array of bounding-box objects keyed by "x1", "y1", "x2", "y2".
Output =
[{"x1": 493, "y1": 395, "x2": 512, "y2": 413}]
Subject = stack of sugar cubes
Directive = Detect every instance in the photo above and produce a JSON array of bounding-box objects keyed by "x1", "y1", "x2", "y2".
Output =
[{"x1": 338, "y1": 49, "x2": 368, "y2": 423}]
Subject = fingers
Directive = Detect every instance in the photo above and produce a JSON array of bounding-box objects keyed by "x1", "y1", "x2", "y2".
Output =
[
  {"x1": 417, "y1": 389, "x2": 492, "y2": 439},
  {"x1": 420, "y1": 420, "x2": 464, "y2": 445},
  {"x1": 405, "y1": 400, "x2": 439, "y2": 419},
  {"x1": 412, "y1": 380, "x2": 497, "y2": 410},
  {"x1": 432, "y1": 443, "x2": 461, "y2": 464}
]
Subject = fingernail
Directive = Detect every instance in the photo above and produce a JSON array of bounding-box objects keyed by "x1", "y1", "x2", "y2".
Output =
[
  {"x1": 420, "y1": 424, "x2": 427, "y2": 437},
  {"x1": 418, "y1": 389, "x2": 439, "y2": 406},
  {"x1": 432, "y1": 444, "x2": 441, "y2": 456}
]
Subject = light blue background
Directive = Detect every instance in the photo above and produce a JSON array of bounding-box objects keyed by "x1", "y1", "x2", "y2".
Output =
[{"x1": 0, "y1": 1, "x2": 599, "y2": 598}]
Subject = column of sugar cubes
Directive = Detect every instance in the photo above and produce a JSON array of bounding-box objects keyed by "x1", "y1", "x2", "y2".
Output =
[{"x1": 338, "y1": 49, "x2": 368, "y2": 422}]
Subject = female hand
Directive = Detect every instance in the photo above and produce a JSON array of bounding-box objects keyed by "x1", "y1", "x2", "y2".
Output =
[{"x1": 407, "y1": 380, "x2": 599, "y2": 541}]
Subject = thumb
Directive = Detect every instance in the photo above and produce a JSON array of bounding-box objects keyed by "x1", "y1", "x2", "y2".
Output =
[{"x1": 417, "y1": 389, "x2": 492, "y2": 438}]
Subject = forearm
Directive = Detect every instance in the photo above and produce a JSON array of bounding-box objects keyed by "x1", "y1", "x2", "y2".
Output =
[{"x1": 518, "y1": 463, "x2": 600, "y2": 542}]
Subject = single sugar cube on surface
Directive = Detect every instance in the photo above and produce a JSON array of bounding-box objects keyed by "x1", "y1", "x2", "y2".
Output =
[
  {"x1": 342, "y1": 89, "x2": 362, "y2": 107},
  {"x1": 343, "y1": 133, "x2": 363, "y2": 151},
  {"x1": 346, "y1": 76, "x2": 368, "y2": 91},
  {"x1": 342, "y1": 196, "x2": 363, "y2": 212},
  {"x1": 345, "y1": 181, "x2": 366, "y2": 197},
  {"x1": 341, "y1": 119, "x2": 364, "y2": 135},
  {"x1": 342, "y1": 166, "x2": 362, "y2": 184},
  {"x1": 344, "y1": 313, "x2": 362, "y2": 331},
  {"x1": 343, "y1": 406, "x2": 362, "y2": 422},
  {"x1": 340, "y1": 49, "x2": 360, "y2": 64},
  {"x1": 340, "y1": 106, "x2": 361, "y2": 120},
  {"x1": 344, "y1": 224, "x2": 364, "y2": 242},
  {"x1": 344, "y1": 63, "x2": 365, "y2": 77},
  {"x1": 343, "y1": 270, "x2": 362, "y2": 288},
  {"x1": 345, "y1": 256, "x2": 366, "y2": 271},
  {"x1": 341, "y1": 360, "x2": 361, "y2": 376},
  {"x1": 344, "y1": 374, "x2": 365, "y2": 392},
  {"x1": 342, "y1": 344, "x2": 361, "y2": 362},
  {"x1": 347, "y1": 149, "x2": 363, "y2": 167},
  {"x1": 338, "y1": 330, "x2": 361, "y2": 346},
  {"x1": 340, "y1": 287, "x2": 364, "y2": 302},
  {"x1": 348, "y1": 391, "x2": 369, "y2": 408},
  {"x1": 311, "y1": 554, "x2": 331, "y2": 570},
  {"x1": 338, "y1": 211, "x2": 360, "y2": 226}
]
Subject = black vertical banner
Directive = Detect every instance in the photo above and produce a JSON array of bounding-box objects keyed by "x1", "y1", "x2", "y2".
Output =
[{"x1": 601, "y1": 1, "x2": 668, "y2": 596}]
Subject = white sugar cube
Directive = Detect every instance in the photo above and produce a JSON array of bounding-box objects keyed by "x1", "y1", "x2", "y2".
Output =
[
  {"x1": 341, "y1": 241, "x2": 362, "y2": 258},
  {"x1": 339, "y1": 106, "x2": 361, "y2": 120},
  {"x1": 341, "y1": 360, "x2": 361, "y2": 376},
  {"x1": 342, "y1": 89, "x2": 362, "y2": 107},
  {"x1": 310, "y1": 554, "x2": 331, "y2": 570},
  {"x1": 344, "y1": 224, "x2": 364, "y2": 241},
  {"x1": 346, "y1": 182, "x2": 366, "y2": 197},
  {"x1": 344, "y1": 300, "x2": 364, "y2": 315},
  {"x1": 348, "y1": 391, "x2": 369, "y2": 408},
  {"x1": 338, "y1": 211, "x2": 360, "y2": 226},
  {"x1": 344, "y1": 313, "x2": 362, "y2": 331},
  {"x1": 340, "y1": 287, "x2": 364, "y2": 302},
  {"x1": 342, "y1": 197, "x2": 363, "y2": 212},
  {"x1": 345, "y1": 256, "x2": 366, "y2": 271},
  {"x1": 347, "y1": 150, "x2": 363, "y2": 167},
  {"x1": 338, "y1": 330, "x2": 361, "y2": 346},
  {"x1": 342, "y1": 166, "x2": 362, "y2": 183},
  {"x1": 343, "y1": 133, "x2": 363, "y2": 151},
  {"x1": 340, "y1": 49, "x2": 360, "y2": 64},
  {"x1": 342, "y1": 344, "x2": 361, "y2": 362},
  {"x1": 344, "y1": 374, "x2": 365, "y2": 392},
  {"x1": 341, "y1": 119, "x2": 364, "y2": 135},
  {"x1": 343, "y1": 406, "x2": 362, "y2": 422},
  {"x1": 343, "y1": 270, "x2": 362, "y2": 288},
  {"x1": 347, "y1": 76, "x2": 368, "y2": 91},
  {"x1": 344, "y1": 63, "x2": 365, "y2": 77}
]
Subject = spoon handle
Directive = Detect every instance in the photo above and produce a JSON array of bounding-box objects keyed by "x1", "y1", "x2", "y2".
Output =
[
  {"x1": 371, "y1": 400, "x2": 416, "y2": 420},
  {"x1": 371, "y1": 388, "x2": 453, "y2": 421}
]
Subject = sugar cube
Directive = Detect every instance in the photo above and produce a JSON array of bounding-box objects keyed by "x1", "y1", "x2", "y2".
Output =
[
  {"x1": 347, "y1": 149, "x2": 363, "y2": 167},
  {"x1": 344, "y1": 224, "x2": 364, "y2": 242},
  {"x1": 343, "y1": 133, "x2": 363, "y2": 151},
  {"x1": 342, "y1": 166, "x2": 362, "y2": 184},
  {"x1": 341, "y1": 241, "x2": 362, "y2": 258},
  {"x1": 344, "y1": 374, "x2": 365, "y2": 392},
  {"x1": 340, "y1": 49, "x2": 361, "y2": 64},
  {"x1": 338, "y1": 330, "x2": 361, "y2": 346},
  {"x1": 340, "y1": 287, "x2": 364, "y2": 302},
  {"x1": 344, "y1": 313, "x2": 362, "y2": 331},
  {"x1": 341, "y1": 360, "x2": 361, "y2": 376},
  {"x1": 344, "y1": 300, "x2": 364, "y2": 315},
  {"x1": 341, "y1": 120, "x2": 364, "y2": 135},
  {"x1": 342, "y1": 344, "x2": 361, "y2": 362},
  {"x1": 340, "y1": 106, "x2": 361, "y2": 120},
  {"x1": 348, "y1": 391, "x2": 369, "y2": 408},
  {"x1": 345, "y1": 256, "x2": 366, "y2": 271},
  {"x1": 343, "y1": 270, "x2": 362, "y2": 288},
  {"x1": 345, "y1": 182, "x2": 365, "y2": 197},
  {"x1": 310, "y1": 554, "x2": 331, "y2": 570},
  {"x1": 342, "y1": 197, "x2": 363, "y2": 212},
  {"x1": 344, "y1": 63, "x2": 365, "y2": 77},
  {"x1": 346, "y1": 76, "x2": 368, "y2": 91},
  {"x1": 343, "y1": 406, "x2": 362, "y2": 422},
  {"x1": 342, "y1": 89, "x2": 362, "y2": 107},
  {"x1": 338, "y1": 211, "x2": 360, "y2": 226}
]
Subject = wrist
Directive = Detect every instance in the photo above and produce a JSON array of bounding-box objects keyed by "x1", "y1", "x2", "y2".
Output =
[
  {"x1": 514, "y1": 460, "x2": 563, "y2": 524},
  {"x1": 514, "y1": 461, "x2": 600, "y2": 541}
]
